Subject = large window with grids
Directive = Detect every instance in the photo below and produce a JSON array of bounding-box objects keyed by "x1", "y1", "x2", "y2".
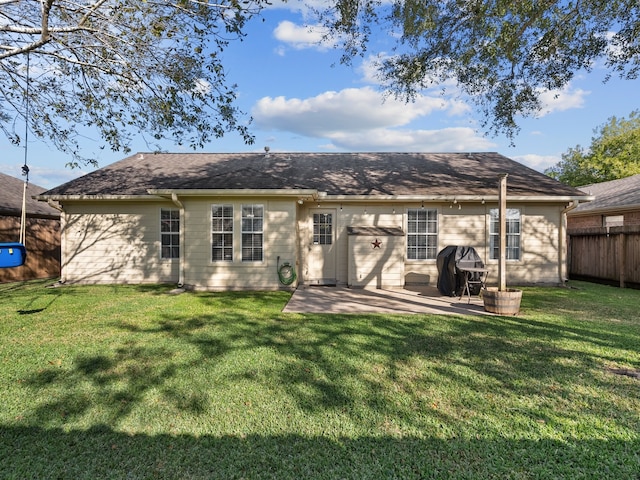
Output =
[
  {"x1": 242, "y1": 204, "x2": 263, "y2": 262},
  {"x1": 490, "y1": 208, "x2": 521, "y2": 260},
  {"x1": 160, "y1": 208, "x2": 180, "y2": 259},
  {"x1": 407, "y1": 208, "x2": 438, "y2": 260},
  {"x1": 212, "y1": 204, "x2": 233, "y2": 261}
]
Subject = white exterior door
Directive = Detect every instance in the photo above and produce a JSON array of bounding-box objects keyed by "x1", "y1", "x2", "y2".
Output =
[{"x1": 305, "y1": 209, "x2": 337, "y2": 285}]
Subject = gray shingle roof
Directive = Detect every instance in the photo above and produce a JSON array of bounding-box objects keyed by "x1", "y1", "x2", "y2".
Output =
[
  {"x1": 40, "y1": 152, "x2": 587, "y2": 199},
  {"x1": 0, "y1": 172, "x2": 60, "y2": 217},
  {"x1": 571, "y1": 174, "x2": 640, "y2": 214}
]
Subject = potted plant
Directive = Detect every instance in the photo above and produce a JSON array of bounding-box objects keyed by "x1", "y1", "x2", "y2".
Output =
[{"x1": 483, "y1": 174, "x2": 523, "y2": 315}]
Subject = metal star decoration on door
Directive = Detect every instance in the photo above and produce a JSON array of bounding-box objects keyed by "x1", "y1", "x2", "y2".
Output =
[{"x1": 371, "y1": 238, "x2": 382, "y2": 249}]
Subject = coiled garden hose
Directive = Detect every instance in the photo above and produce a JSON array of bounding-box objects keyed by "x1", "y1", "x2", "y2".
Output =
[{"x1": 277, "y1": 257, "x2": 297, "y2": 285}]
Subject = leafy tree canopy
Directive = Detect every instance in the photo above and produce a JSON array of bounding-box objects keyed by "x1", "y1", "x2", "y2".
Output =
[
  {"x1": 1, "y1": 0, "x2": 267, "y2": 167},
  {"x1": 3, "y1": 1, "x2": 640, "y2": 167},
  {"x1": 317, "y1": 0, "x2": 640, "y2": 139},
  {"x1": 545, "y1": 110, "x2": 640, "y2": 186}
]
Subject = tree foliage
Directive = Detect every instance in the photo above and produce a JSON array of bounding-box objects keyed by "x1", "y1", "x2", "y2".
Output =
[
  {"x1": 0, "y1": 0, "x2": 267, "y2": 166},
  {"x1": 545, "y1": 110, "x2": 640, "y2": 186},
  {"x1": 317, "y1": 0, "x2": 640, "y2": 139}
]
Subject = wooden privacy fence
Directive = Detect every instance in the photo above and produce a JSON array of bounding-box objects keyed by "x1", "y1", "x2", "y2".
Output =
[
  {"x1": 0, "y1": 215, "x2": 60, "y2": 283},
  {"x1": 568, "y1": 225, "x2": 640, "y2": 289}
]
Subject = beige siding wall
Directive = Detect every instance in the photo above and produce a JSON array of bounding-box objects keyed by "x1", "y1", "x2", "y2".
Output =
[
  {"x1": 437, "y1": 203, "x2": 564, "y2": 286},
  {"x1": 61, "y1": 198, "x2": 298, "y2": 289},
  {"x1": 60, "y1": 197, "x2": 565, "y2": 289},
  {"x1": 60, "y1": 201, "x2": 179, "y2": 284},
  {"x1": 182, "y1": 198, "x2": 297, "y2": 290},
  {"x1": 299, "y1": 203, "x2": 403, "y2": 285},
  {"x1": 337, "y1": 204, "x2": 402, "y2": 284},
  {"x1": 448, "y1": 203, "x2": 563, "y2": 286},
  {"x1": 300, "y1": 201, "x2": 565, "y2": 288},
  {"x1": 516, "y1": 205, "x2": 563, "y2": 284},
  {"x1": 348, "y1": 234, "x2": 404, "y2": 288}
]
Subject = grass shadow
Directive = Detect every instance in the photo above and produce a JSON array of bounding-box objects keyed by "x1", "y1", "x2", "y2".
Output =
[{"x1": 1, "y1": 426, "x2": 638, "y2": 479}]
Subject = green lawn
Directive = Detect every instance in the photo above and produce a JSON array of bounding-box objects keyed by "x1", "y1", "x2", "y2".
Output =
[{"x1": 1, "y1": 280, "x2": 639, "y2": 479}]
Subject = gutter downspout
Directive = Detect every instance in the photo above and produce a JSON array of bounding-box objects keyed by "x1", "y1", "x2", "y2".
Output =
[
  {"x1": 171, "y1": 193, "x2": 185, "y2": 288},
  {"x1": 46, "y1": 200, "x2": 63, "y2": 212},
  {"x1": 560, "y1": 201, "x2": 580, "y2": 283}
]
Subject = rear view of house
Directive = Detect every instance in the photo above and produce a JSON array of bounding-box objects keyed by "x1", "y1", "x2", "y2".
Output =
[{"x1": 36, "y1": 152, "x2": 591, "y2": 290}]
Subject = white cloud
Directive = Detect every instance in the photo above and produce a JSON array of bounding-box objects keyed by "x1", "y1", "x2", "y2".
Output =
[
  {"x1": 252, "y1": 86, "x2": 494, "y2": 152},
  {"x1": 512, "y1": 154, "x2": 560, "y2": 172},
  {"x1": 273, "y1": 20, "x2": 335, "y2": 51},
  {"x1": 0, "y1": 162, "x2": 86, "y2": 189},
  {"x1": 328, "y1": 127, "x2": 495, "y2": 152},
  {"x1": 254, "y1": 87, "x2": 463, "y2": 134},
  {"x1": 193, "y1": 78, "x2": 211, "y2": 95},
  {"x1": 536, "y1": 84, "x2": 590, "y2": 117},
  {"x1": 357, "y1": 55, "x2": 386, "y2": 85}
]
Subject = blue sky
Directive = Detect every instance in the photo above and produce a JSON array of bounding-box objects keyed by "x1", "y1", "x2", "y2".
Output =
[{"x1": 1, "y1": 2, "x2": 639, "y2": 189}]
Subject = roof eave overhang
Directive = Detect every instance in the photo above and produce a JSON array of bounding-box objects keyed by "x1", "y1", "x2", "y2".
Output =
[
  {"x1": 0, "y1": 208, "x2": 59, "y2": 219},
  {"x1": 34, "y1": 192, "x2": 594, "y2": 204},
  {"x1": 568, "y1": 203, "x2": 640, "y2": 216},
  {"x1": 35, "y1": 194, "x2": 161, "y2": 202},
  {"x1": 148, "y1": 189, "x2": 319, "y2": 198},
  {"x1": 35, "y1": 189, "x2": 320, "y2": 202},
  {"x1": 322, "y1": 194, "x2": 595, "y2": 203}
]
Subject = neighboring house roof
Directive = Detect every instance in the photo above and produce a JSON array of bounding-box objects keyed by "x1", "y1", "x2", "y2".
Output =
[
  {"x1": 38, "y1": 151, "x2": 589, "y2": 201},
  {"x1": 570, "y1": 174, "x2": 640, "y2": 215},
  {"x1": 0, "y1": 172, "x2": 60, "y2": 217}
]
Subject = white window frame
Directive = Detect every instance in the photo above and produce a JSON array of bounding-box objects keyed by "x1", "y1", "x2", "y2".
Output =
[
  {"x1": 241, "y1": 204, "x2": 264, "y2": 262},
  {"x1": 603, "y1": 215, "x2": 624, "y2": 228},
  {"x1": 313, "y1": 212, "x2": 333, "y2": 245},
  {"x1": 489, "y1": 208, "x2": 521, "y2": 261},
  {"x1": 160, "y1": 208, "x2": 180, "y2": 260},
  {"x1": 406, "y1": 208, "x2": 438, "y2": 260},
  {"x1": 212, "y1": 204, "x2": 234, "y2": 262}
]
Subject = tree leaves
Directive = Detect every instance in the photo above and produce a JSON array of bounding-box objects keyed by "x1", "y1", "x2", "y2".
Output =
[
  {"x1": 545, "y1": 110, "x2": 640, "y2": 186},
  {"x1": 0, "y1": 0, "x2": 265, "y2": 166},
  {"x1": 317, "y1": 0, "x2": 640, "y2": 139}
]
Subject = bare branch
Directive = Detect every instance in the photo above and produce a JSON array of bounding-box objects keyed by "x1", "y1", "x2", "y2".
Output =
[{"x1": 0, "y1": 38, "x2": 50, "y2": 59}]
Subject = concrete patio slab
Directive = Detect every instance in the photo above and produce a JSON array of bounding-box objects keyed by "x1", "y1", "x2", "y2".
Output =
[{"x1": 283, "y1": 285, "x2": 493, "y2": 315}]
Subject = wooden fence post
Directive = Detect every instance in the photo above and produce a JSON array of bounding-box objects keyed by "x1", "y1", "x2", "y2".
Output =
[{"x1": 498, "y1": 174, "x2": 508, "y2": 292}]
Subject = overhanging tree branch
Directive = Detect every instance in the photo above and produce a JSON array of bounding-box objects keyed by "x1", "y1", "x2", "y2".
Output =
[
  {"x1": 0, "y1": 0, "x2": 266, "y2": 166},
  {"x1": 316, "y1": 0, "x2": 640, "y2": 139}
]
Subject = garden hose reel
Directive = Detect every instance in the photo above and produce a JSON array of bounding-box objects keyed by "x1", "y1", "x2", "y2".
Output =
[{"x1": 277, "y1": 257, "x2": 297, "y2": 286}]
